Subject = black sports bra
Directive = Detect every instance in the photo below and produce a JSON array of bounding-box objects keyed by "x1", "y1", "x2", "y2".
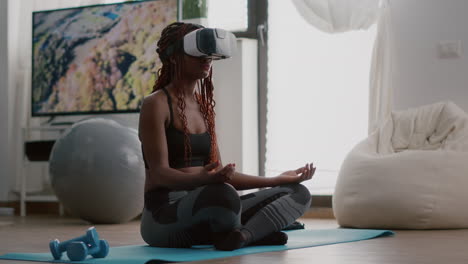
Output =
[{"x1": 142, "y1": 88, "x2": 211, "y2": 169}]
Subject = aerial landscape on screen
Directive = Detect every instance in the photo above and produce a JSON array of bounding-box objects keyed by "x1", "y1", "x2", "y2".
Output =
[{"x1": 32, "y1": 0, "x2": 176, "y2": 115}]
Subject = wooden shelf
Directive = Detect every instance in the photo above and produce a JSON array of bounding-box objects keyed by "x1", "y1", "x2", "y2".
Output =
[{"x1": 24, "y1": 195, "x2": 58, "y2": 202}]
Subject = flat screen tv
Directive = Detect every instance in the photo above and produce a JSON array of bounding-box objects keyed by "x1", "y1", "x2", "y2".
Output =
[{"x1": 31, "y1": 0, "x2": 177, "y2": 116}]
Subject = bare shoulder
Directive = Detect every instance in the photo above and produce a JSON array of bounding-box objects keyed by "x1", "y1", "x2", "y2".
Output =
[
  {"x1": 141, "y1": 90, "x2": 172, "y2": 120},
  {"x1": 139, "y1": 90, "x2": 170, "y2": 126},
  {"x1": 141, "y1": 90, "x2": 167, "y2": 111}
]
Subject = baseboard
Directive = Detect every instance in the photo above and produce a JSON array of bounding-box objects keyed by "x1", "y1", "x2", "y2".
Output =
[
  {"x1": 302, "y1": 195, "x2": 334, "y2": 219},
  {"x1": 303, "y1": 207, "x2": 335, "y2": 219},
  {"x1": 311, "y1": 195, "x2": 332, "y2": 208}
]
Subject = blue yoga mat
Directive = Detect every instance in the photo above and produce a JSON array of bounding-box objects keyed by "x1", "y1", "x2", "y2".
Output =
[{"x1": 0, "y1": 229, "x2": 394, "y2": 264}]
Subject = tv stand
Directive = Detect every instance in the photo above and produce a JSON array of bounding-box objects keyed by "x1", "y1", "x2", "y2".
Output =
[
  {"x1": 19, "y1": 125, "x2": 70, "y2": 216},
  {"x1": 50, "y1": 121, "x2": 75, "y2": 126}
]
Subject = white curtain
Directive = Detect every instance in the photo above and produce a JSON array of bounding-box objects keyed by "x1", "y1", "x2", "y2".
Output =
[
  {"x1": 291, "y1": 0, "x2": 380, "y2": 33},
  {"x1": 291, "y1": 0, "x2": 394, "y2": 134},
  {"x1": 8, "y1": 0, "x2": 114, "y2": 195},
  {"x1": 368, "y1": 0, "x2": 395, "y2": 134}
]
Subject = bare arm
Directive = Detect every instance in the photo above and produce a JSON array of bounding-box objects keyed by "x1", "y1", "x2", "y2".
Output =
[
  {"x1": 215, "y1": 144, "x2": 274, "y2": 189},
  {"x1": 227, "y1": 172, "x2": 276, "y2": 190},
  {"x1": 215, "y1": 146, "x2": 316, "y2": 190},
  {"x1": 139, "y1": 92, "x2": 232, "y2": 190}
]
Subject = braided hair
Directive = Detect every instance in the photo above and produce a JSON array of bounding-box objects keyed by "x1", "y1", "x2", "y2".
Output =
[{"x1": 153, "y1": 22, "x2": 218, "y2": 166}]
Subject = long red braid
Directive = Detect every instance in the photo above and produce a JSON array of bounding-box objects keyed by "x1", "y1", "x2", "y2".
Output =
[{"x1": 153, "y1": 22, "x2": 218, "y2": 166}]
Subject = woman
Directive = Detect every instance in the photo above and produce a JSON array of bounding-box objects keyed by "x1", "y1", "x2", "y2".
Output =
[{"x1": 139, "y1": 22, "x2": 315, "y2": 251}]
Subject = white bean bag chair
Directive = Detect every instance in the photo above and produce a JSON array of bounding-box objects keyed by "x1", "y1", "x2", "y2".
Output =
[{"x1": 333, "y1": 101, "x2": 468, "y2": 229}]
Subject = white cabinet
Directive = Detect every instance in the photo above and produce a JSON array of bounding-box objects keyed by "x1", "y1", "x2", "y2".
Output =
[{"x1": 19, "y1": 126, "x2": 69, "y2": 216}]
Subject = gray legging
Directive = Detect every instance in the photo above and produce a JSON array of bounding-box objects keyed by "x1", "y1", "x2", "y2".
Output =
[{"x1": 141, "y1": 183, "x2": 311, "y2": 248}]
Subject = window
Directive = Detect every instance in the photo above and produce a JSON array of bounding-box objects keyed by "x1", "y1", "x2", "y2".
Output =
[
  {"x1": 266, "y1": 0, "x2": 376, "y2": 194},
  {"x1": 207, "y1": 0, "x2": 248, "y2": 32}
]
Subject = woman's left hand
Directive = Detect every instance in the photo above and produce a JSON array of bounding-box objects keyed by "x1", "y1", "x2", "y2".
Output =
[{"x1": 274, "y1": 163, "x2": 316, "y2": 185}]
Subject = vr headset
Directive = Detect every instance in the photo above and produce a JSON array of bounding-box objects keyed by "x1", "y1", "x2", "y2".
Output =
[{"x1": 164, "y1": 28, "x2": 237, "y2": 60}]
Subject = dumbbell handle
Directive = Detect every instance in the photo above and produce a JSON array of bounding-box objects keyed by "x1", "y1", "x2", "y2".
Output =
[
  {"x1": 58, "y1": 227, "x2": 99, "y2": 251},
  {"x1": 67, "y1": 240, "x2": 109, "y2": 261},
  {"x1": 90, "y1": 240, "x2": 109, "y2": 258}
]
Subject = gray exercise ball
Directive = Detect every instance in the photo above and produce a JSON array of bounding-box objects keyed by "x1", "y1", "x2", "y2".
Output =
[{"x1": 49, "y1": 118, "x2": 145, "y2": 224}]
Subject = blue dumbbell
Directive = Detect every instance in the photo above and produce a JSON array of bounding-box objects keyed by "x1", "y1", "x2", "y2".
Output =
[
  {"x1": 49, "y1": 227, "x2": 100, "y2": 260},
  {"x1": 66, "y1": 239, "x2": 109, "y2": 261}
]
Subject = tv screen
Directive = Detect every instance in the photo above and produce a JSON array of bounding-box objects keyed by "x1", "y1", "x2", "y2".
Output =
[{"x1": 31, "y1": 0, "x2": 177, "y2": 116}]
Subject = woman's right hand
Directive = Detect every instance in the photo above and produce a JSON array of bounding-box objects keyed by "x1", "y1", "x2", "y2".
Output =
[{"x1": 202, "y1": 161, "x2": 236, "y2": 183}]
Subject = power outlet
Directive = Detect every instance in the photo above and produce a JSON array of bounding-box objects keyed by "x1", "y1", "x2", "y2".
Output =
[{"x1": 438, "y1": 40, "x2": 462, "y2": 59}]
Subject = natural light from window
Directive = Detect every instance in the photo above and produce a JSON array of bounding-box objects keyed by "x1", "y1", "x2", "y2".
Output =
[
  {"x1": 266, "y1": 0, "x2": 377, "y2": 194},
  {"x1": 207, "y1": 0, "x2": 248, "y2": 31}
]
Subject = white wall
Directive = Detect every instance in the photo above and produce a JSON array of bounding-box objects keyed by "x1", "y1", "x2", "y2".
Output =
[
  {"x1": 392, "y1": 0, "x2": 468, "y2": 112},
  {"x1": 213, "y1": 39, "x2": 259, "y2": 176},
  {"x1": 0, "y1": 0, "x2": 11, "y2": 201}
]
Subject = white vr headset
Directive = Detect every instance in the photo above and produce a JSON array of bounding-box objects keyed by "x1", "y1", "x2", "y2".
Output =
[{"x1": 164, "y1": 28, "x2": 237, "y2": 60}]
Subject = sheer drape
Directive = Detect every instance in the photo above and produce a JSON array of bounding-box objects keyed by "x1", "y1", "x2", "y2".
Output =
[
  {"x1": 291, "y1": 0, "x2": 380, "y2": 33},
  {"x1": 8, "y1": 0, "x2": 113, "y2": 195},
  {"x1": 368, "y1": 0, "x2": 395, "y2": 134}
]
